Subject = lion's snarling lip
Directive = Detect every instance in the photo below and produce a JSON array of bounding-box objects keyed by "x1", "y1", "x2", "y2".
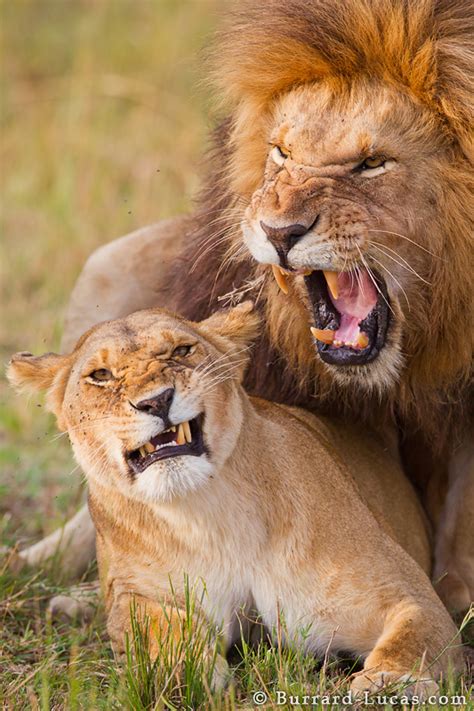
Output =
[
  {"x1": 127, "y1": 415, "x2": 206, "y2": 475},
  {"x1": 304, "y1": 269, "x2": 390, "y2": 366}
]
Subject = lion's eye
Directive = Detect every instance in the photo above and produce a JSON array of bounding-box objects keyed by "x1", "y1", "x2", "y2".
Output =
[
  {"x1": 361, "y1": 156, "x2": 385, "y2": 170},
  {"x1": 172, "y1": 345, "x2": 193, "y2": 358},
  {"x1": 357, "y1": 156, "x2": 395, "y2": 178},
  {"x1": 270, "y1": 145, "x2": 289, "y2": 167},
  {"x1": 87, "y1": 368, "x2": 113, "y2": 384}
]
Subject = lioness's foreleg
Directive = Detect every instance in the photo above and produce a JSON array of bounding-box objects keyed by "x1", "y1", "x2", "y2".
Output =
[
  {"x1": 107, "y1": 591, "x2": 228, "y2": 689},
  {"x1": 350, "y1": 599, "x2": 461, "y2": 698},
  {"x1": 15, "y1": 504, "x2": 95, "y2": 579},
  {"x1": 18, "y1": 218, "x2": 188, "y2": 575}
]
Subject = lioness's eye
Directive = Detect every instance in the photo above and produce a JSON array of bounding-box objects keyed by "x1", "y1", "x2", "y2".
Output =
[
  {"x1": 87, "y1": 368, "x2": 113, "y2": 383},
  {"x1": 360, "y1": 156, "x2": 386, "y2": 170},
  {"x1": 270, "y1": 145, "x2": 289, "y2": 167},
  {"x1": 172, "y1": 345, "x2": 193, "y2": 358}
]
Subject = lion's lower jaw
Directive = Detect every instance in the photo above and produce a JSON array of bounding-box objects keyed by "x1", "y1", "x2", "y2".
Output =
[
  {"x1": 322, "y1": 339, "x2": 405, "y2": 396},
  {"x1": 319, "y1": 301, "x2": 405, "y2": 396}
]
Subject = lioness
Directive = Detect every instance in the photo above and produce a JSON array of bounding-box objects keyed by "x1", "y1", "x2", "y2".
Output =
[
  {"x1": 8, "y1": 303, "x2": 463, "y2": 695},
  {"x1": 18, "y1": 0, "x2": 473, "y2": 612}
]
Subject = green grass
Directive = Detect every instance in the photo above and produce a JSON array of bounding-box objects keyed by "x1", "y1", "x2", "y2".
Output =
[{"x1": 0, "y1": 1, "x2": 472, "y2": 708}]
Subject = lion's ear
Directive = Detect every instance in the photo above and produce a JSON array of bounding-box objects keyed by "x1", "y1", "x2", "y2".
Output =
[
  {"x1": 199, "y1": 301, "x2": 261, "y2": 350},
  {"x1": 7, "y1": 352, "x2": 67, "y2": 393}
]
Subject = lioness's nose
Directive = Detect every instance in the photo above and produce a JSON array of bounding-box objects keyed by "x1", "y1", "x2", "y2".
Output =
[
  {"x1": 260, "y1": 221, "x2": 310, "y2": 263},
  {"x1": 134, "y1": 388, "x2": 174, "y2": 419}
]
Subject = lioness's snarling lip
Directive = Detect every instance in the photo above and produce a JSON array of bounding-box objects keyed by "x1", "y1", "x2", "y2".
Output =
[
  {"x1": 127, "y1": 415, "x2": 206, "y2": 475},
  {"x1": 304, "y1": 269, "x2": 390, "y2": 366}
]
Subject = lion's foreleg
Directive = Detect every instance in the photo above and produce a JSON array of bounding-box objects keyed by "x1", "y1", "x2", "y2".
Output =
[{"x1": 433, "y1": 437, "x2": 474, "y2": 614}]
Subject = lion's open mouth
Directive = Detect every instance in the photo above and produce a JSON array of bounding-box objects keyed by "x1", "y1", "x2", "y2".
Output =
[
  {"x1": 127, "y1": 415, "x2": 205, "y2": 475},
  {"x1": 303, "y1": 269, "x2": 390, "y2": 366}
]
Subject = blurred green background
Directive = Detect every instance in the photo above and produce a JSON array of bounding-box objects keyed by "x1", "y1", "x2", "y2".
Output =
[{"x1": 0, "y1": 0, "x2": 217, "y2": 544}]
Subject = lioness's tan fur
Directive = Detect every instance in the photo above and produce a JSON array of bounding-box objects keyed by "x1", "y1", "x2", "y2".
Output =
[{"x1": 8, "y1": 305, "x2": 462, "y2": 694}]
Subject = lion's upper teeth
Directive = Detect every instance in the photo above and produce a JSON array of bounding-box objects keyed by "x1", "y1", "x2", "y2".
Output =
[
  {"x1": 271, "y1": 264, "x2": 289, "y2": 294},
  {"x1": 323, "y1": 270, "x2": 339, "y2": 300}
]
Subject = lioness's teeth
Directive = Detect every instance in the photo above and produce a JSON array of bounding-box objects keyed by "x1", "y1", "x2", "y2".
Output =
[
  {"x1": 182, "y1": 420, "x2": 192, "y2": 444},
  {"x1": 176, "y1": 423, "x2": 186, "y2": 446},
  {"x1": 310, "y1": 327, "x2": 335, "y2": 344},
  {"x1": 171, "y1": 425, "x2": 177, "y2": 432},
  {"x1": 302, "y1": 269, "x2": 313, "y2": 276},
  {"x1": 323, "y1": 270, "x2": 339, "y2": 300},
  {"x1": 139, "y1": 446, "x2": 147, "y2": 457},
  {"x1": 357, "y1": 332, "x2": 369, "y2": 349},
  {"x1": 144, "y1": 441, "x2": 154, "y2": 454},
  {"x1": 272, "y1": 264, "x2": 289, "y2": 294}
]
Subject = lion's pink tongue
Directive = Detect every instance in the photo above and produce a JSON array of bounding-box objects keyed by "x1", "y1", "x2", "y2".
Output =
[{"x1": 329, "y1": 270, "x2": 377, "y2": 347}]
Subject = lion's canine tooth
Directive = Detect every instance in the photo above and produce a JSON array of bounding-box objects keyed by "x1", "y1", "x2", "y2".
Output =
[
  {"x1": 176, "y1": 423, "x2": 186, "y2": 445},
  {"x1": 323, "y1": 270, "x2": 339, "y2": 300},
  {"x1": 171, "y1": 425, "x2": 177, "y2": 432},
  {"x1": 183, "y1": 420, "x2": 192, "y2": 444},
  {"x1": 357, "y1": 332, "x2": 369, "y2": 349},
  {"x1": 144, "y1": 441, "x2": 154, "y2": 454},
  {"x1": 139, "y1": 446, "x2": 147, "y2": 457},
  {"x1": 271, "y1": 264, "x2": 289, "y2": 294},
  {"x1": 310, "y1": 327, "x2": 335, "y2": 344}
]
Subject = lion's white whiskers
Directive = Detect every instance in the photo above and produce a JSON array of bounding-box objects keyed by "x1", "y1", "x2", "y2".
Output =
[{"x1": 370, "y1": 242, "x2": 431, "y2": 285}]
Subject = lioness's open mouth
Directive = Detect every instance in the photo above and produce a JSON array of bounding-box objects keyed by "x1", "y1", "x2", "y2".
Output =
[
  {"x1": 127, "y1": 415, "x2": 205, "y2": 475},
  {"x1": 304, "y1": 269, "x2": 389, "y2": 365}
]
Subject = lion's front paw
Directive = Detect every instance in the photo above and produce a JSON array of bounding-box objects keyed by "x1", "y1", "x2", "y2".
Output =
[{"x1": 351, "y1": 671, "x2": 438, "y2": 700}]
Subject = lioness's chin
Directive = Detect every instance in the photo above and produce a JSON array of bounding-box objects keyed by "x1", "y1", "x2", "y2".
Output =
[{"x1": 133, "y1": 455, "x2": 215, "y2": 503}]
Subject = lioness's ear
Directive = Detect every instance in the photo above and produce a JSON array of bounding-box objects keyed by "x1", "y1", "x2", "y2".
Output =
[
  {"x1": 7, "y1": 351, "x2": 66, "y2": 393},
  {"x1": 7, "y1": 351, "x2": 72, "y2": 430},
  {"x1": 199, "y1": 301, "x2": 261, "y2": 349}
]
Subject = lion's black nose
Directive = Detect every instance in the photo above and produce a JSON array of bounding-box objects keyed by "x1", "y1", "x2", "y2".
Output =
[
  {"x1": 260, "y1": 221, "x2": 311, "y2": 265},
  {"x1": 134, "y1": 388, "x2": 174, "y2": 420}
]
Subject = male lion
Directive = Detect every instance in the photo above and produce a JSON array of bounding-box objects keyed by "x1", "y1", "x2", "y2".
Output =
[
  {"x1": 8, "y1": 304, "x2": 463, "y2": 696},
  {"x1": 17, "y1": 0, "x2": 473, "y2": 613}
]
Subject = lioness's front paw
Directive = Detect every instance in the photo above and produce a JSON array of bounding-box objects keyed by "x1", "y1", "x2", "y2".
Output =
[
  {"x1": 48, "y1": 582, "x2": 100, "y2": 623},
  {"x1": 208, "y1": 651, "x2": 230, "y2": 691},
  {"x1": 351, "y1": 671, "x2": 438, "y2": 700},
  {"x1": 0, "y1": 546, "x2": 28, "y2": 574}
]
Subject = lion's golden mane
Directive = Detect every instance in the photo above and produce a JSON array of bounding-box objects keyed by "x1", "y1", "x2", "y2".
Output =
[{"x1": 168, "y1": 0, "x2": 473, "y2": 455}]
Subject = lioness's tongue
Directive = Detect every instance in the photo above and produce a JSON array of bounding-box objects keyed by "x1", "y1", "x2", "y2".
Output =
[{"x1": 327, "y1": 270, "x2": 377, "y2": 347}]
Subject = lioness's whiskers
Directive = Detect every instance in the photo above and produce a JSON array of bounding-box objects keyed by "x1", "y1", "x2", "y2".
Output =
[
  {"x1": 196, "y1": 346, "x2": 251, "y2": 378},
  {"x1": 50, "y1": 415, "x2": 115, "y2": 441}
]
